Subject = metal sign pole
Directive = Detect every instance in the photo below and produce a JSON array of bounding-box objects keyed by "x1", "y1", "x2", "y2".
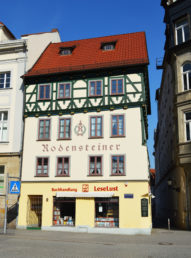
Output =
[{"x1": 3, "y1": 173, "x2": 9, "y2": 234}]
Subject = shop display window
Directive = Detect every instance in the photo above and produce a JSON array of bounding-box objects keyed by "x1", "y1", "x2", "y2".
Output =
[
  {"x1": 95, "y1": 197, "x2": 119, "y2": 228},
  {"x1": 53, "y1": 197, "x2": 75, "y2": 226}
]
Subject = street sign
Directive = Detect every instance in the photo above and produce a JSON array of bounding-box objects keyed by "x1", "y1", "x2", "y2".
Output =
[
  {"x1": 124, "y1": 194, "x2": 134, "y2": 198},
  {"x1": 9, "y1": 181, "x2": 21, "y2": 194}
]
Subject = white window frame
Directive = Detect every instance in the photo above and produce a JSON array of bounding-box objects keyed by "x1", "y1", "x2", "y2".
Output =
[
  {"x1": 182, "y1": 63, "x2": 191, "y2": 91},
  {"x1": 185, "y1": 111, "x2": 191, "y2": 142},
  {"x1": 175, "y1": 18, "x2": 189, "y2": 45},
  {"x1": 103, "y1": 44, "x2": 114, "y2": 50},
  {"x1": 0, "y1": 72, "x2": 11, "y2": 89},
  {"x1": 0, "y1": 111, "x2": 8, "y2": 142}
]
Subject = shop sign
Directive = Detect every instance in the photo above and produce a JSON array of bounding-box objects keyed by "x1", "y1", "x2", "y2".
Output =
[
  {"x1": 52, "y1": 187, "x2": 77, "y2": 192},
  {"x1": 94, "y1": 186, "x2": 118, "y2": 191},
  {"x1": 42, "y1": 143, "x2": 120, "y2": 153},
  {"x1": 124, "y1": 194, "x2": 134, "y2": 198},
  {"x1": 82, "y1": 184, "x2": 89, "y2": 192}
]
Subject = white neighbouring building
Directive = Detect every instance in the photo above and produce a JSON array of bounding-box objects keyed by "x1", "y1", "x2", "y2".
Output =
[
  {"x1": 0, "y1": 22, "x2": 60, "y2": 228},
  {"x1": 18, "y1": 32, "x2": 152, "y2": 234}
]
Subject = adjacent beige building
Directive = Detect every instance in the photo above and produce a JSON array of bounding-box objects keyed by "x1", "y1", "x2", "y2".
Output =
[{"x1": 0, "y1": 22, "x2": 60, "y2": 228}]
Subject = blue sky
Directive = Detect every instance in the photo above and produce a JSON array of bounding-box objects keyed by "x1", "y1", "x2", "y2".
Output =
[{"x1": 2, "y1": 0, "x2": 165, "y2": 168}]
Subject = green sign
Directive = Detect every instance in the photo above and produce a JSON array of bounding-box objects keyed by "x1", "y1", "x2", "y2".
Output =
[
  {"x1": 141, "y1": 198, "x2": 148, "y2": 217},
  {"x1": 0, "y1": 175, "x2": 4, "y2": 193}
]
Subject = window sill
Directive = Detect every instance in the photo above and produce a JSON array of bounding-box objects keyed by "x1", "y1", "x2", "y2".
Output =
[
  {"x1": 87, "y1": 174, "x2": 103, "y2": 177},
  {"x1": 89, "y1": 137, "x2": 103, "y2": 139},
  {"x1": 110, "y1": 93, "x2": 124, "y2": 96},
  {"x1": 110, "y1": 174, "x2": 126, "y2": 176},
  {"x1": 57, "y1": 97, "x2": 71, "y2": 100},
  {"x1": 89, "y1": 95, "x2": 102, "y2": 98},
  {"x1": 177, "y1": 89, "x2": 191, "y2": 96},
  {"x1": 35, "y1": 175, "x2": 49, "y2": 177},
  {"x1": 57, "y1": 138, "x2": 71, "y2": 141},
  {"x1": 110, "y1": 135, "x2": 125, "y2": 138},
  {"x1": 37, "y1": 139, "x2": 51, "y2": 141},
  {"x1": 38, "y1": 99, "x2": 51, "y2": 101},
  {"x1": 0, "y1": 88, "x2": 12, "y2": 90},
  {"x1": 0, "y1": 141, "x2": 9, "y2": 144},
  {"x1": 55, "y1": 175, "x2": 70, "y2": 177}
]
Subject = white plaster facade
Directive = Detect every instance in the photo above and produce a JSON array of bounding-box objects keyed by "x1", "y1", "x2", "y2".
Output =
[
  {"x1": 0, "y1": 22, "x2": 60, "y2": 227},
  {"x1": 22, "y1": 108, "x2": 149, "y2": 182}
]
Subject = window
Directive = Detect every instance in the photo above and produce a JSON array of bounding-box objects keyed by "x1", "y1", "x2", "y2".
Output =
[
  {"x1": 185, "y1": 111, "x2": 191, "y2": 141},
  {"x1": 90, "y1": 116, "x2": 102, "y2": 138},
  {"x1": 57, "y1": 157, "x2": 70, "y2": 176},
  {"x1": 59, "y1": 46, "x2": 75, "y2": 55},
  {"x1": 182, "y1": 63, "x2": 191, "y2": 91},
  {"x1": 175, "y1": 18, "x2": 189, "y2": 45},
  {"x1": 111, "y1": 115, "x2": 124, "y2": 137},
  {"x1": 89, "y1": 80, "x2": 102, "y2": 96},
  {"x1": 61, "y1": 49, "x2": 72, "y2": 55},
  {"x1": 0, "y1": 111, "x2": 8, "y2": 142},
  {"x1": 103, "y1": 44, "x2": 114, "y2": 50},
  {"x1": 58, "y1": 83, "x2": 71, "y2": 99},
  {"x1": 38, "y1": 119, "x2": 50, "y2": 140},
  {"x1": 95, "y1": 198, "x2": 119, "y2": 228},
  {"x1": 39, "y1": 84, "x2": 51, "y2": 100},
  {"x1": 36, "y1": 157, "x2": 49, "y2": 176},
  {"x1": 89, "y1": 156, "x2": 102, "y2": 176},
  {"x1": 0, "y1": 72, "x2": 10, "y2": 89},
  {"x1": 111, "y1": 156, "x2": 125, "y2": 175},
  {"x1": 110, "y1": 79, "x2": 123, "y2": 95},
  {"x1": 101, "y1": 41, "x2": 116, "y2": 51},
  {"x1": 59, "y1": 118, "x2": 71, "y2": 139}
]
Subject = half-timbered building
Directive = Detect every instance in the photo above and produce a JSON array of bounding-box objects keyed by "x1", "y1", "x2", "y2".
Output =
[{"x1": 18, "y1": 32, "x2": 152, "y2": 234}]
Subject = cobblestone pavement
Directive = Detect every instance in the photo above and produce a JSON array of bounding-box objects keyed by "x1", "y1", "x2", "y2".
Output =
[{"x1": 0, "y1": 228, "x2": 191, "y2": 258}]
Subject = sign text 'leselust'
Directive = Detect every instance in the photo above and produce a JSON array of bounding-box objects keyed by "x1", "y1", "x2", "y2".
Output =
[{"x1": 94, "y1": 186, "x2": 118, "y2": 191}]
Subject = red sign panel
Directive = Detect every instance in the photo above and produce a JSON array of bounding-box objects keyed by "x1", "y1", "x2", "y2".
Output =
[{"x1": 82, "y1": 184, "x2": 89, "y2": 192}]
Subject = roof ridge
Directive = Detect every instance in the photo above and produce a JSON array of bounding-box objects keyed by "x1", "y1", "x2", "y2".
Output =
[{"x1": 51, "y1": 31, "x2": 146, "y2": 46}]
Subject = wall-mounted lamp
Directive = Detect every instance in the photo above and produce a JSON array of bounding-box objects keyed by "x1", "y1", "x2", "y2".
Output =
[{"x1": 167, "y1": 178, "x2": 180, "y2": 192}]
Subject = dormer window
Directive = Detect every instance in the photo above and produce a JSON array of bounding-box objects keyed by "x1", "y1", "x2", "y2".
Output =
[
  {"x1": 59, "y1": 46, "x2": 75, "y2": 56},
  {"x1": 101, "y1": 41, "x2": 116, "y2": 51}
]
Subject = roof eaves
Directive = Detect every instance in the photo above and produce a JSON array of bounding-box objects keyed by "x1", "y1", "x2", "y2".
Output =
[{"x1": 23, "y1": 59, "x2": 149, "y2": 78}]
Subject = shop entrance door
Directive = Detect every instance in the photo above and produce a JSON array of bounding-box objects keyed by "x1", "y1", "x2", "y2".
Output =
[{"x1": 26, "y1": 195, "x2": 42, "y2": 229}]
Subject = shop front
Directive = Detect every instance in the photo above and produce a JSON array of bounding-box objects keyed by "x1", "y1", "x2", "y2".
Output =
[
  {"x1": 53, "y1": 196, "x2": 119, "y2": 228},
  {"x1": 18, "y1": 181, "x2": 152, "y2": 235}
]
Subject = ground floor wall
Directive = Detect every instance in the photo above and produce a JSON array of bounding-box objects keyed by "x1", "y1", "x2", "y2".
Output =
[
  {"x1": 18, "y1": 181, "x2": 152, "y2": 235},
  {"x1": 0, "y1": 155, "x2": 20, "y2": 228}
]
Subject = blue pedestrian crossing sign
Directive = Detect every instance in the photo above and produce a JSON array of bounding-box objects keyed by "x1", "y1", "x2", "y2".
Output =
[{"x1": 9, "y1": 181, "x2": 21, "y2": 194}]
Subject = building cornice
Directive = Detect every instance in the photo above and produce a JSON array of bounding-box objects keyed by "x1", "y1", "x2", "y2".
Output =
[{"x1": 0, "y1": 39, "x2": 26, "y2": 54}]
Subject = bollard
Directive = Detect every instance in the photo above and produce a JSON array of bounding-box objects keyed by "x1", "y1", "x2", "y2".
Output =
[{"x1": 168, "y1": 218, "x2": 170, "y2": 230}]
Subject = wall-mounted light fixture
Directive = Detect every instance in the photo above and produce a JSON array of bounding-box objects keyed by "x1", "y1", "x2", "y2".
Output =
[{"x1": 167, "y1": 178, "x2": 180, "y2": 192}]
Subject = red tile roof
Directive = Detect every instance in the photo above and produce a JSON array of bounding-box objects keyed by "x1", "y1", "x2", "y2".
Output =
[
  {"x1": 24, "y1": 32, "x2": 149, "y2": 77},
  {"x1": 150, "y1": 169, "x2": 156, "y2": 174}
]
